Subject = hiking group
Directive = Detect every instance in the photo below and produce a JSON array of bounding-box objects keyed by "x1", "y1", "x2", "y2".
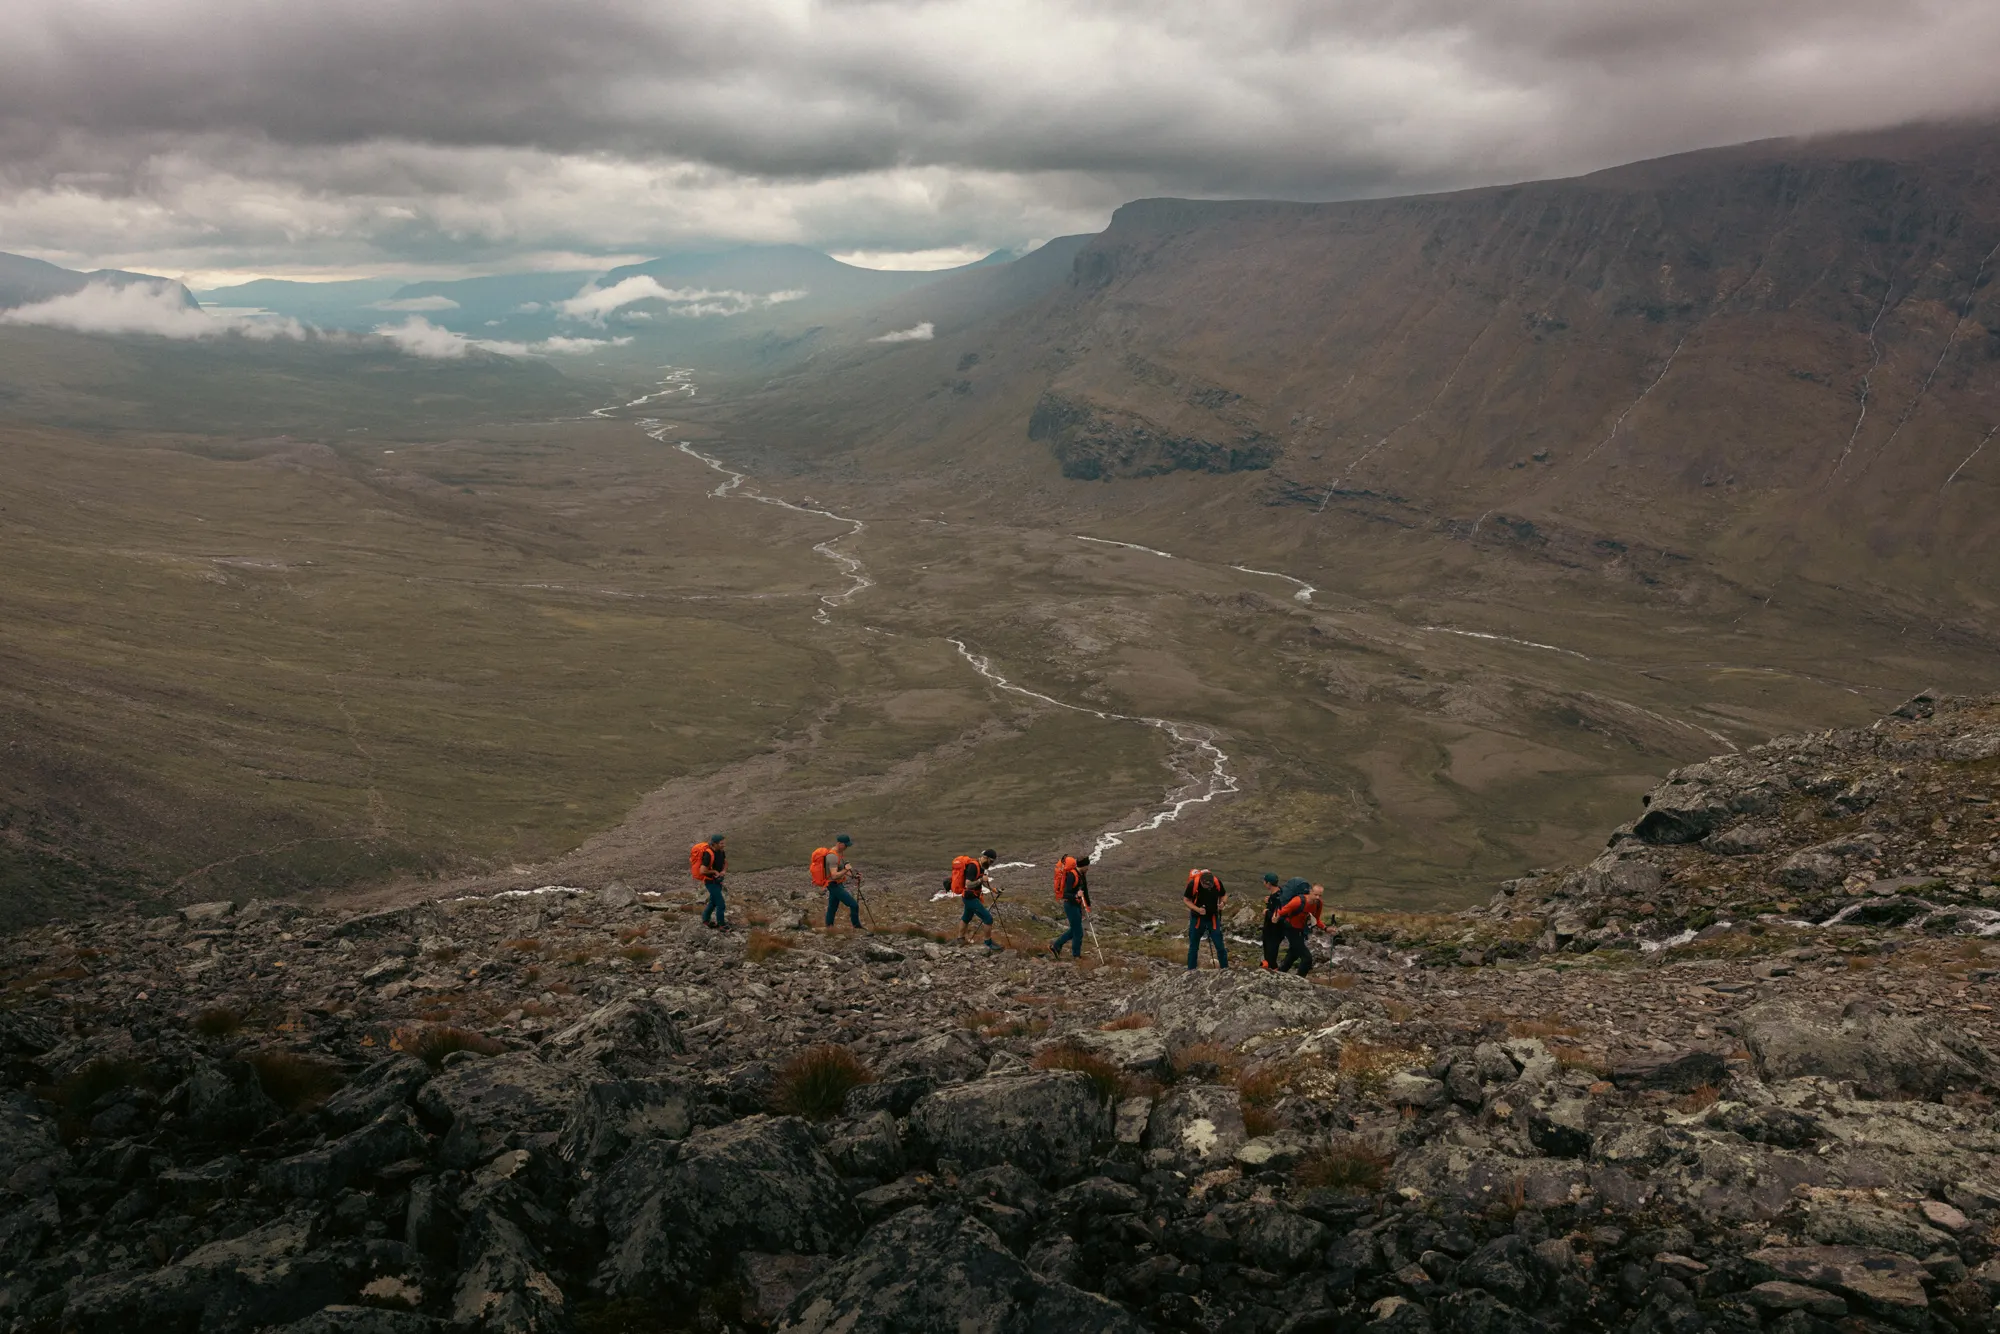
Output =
[{"x1": 686, "y1": 834, "x2": 1334, "y2": 972}]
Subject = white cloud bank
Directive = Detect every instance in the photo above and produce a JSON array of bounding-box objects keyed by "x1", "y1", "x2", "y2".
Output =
[
  {"x1": 373, "y1": 315, "x2": 632, "y2": 359},
  {"x1": 870, "y1": 321, "x2": 934, "y2": 343},
  {"x1": 555, "y1": 275, "x2": 807, "y2": 322},
  {"x1": 0, "y1": 279, "x2": 305, "y2": 339},
  {"x1": 371, "y1": 295, "x2": 460, "y2": 311}
]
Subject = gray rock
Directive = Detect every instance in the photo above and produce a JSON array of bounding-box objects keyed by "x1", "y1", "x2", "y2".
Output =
[
  {"x1": 1610, "y1": 1051, "x2": 1727, "y2": 1093},
  {"x1": 1124, "y1": 968, "x2": 1365, "y2": 1051},
  {"x1": 318, "y1": 1056, "x2": 429, "y2": 1135},
  {"x1": 1744, "y1": 1282, "x2": 1847, "y2": 1317},
  {"x1": 417, "y1": 1055, "x2": 580, "y2": 1168},
  {"x1": 1739, "y1": 999, "x2": 1996, "y2": 1099},
  {"x1": 555, "y1": 1074, "x2": 698, "y2": 1173},
  {"x1": 1230, "y1": 1201, "x2": 1330, "y2": 1269},
  {"x1": 63, "y1": 1214, "x2": 363, "y2": 1333},
  {"x1": 826, "y1": 1110, "x2": 902, "y2": 1180},
  {"x1": 590, "y1": 1114, "x2": 856, "y2": 1302},
  {"x1": 910, "y1": 1071, "x2": 1110, "y2": 1182},
  {"x1": 1114, "y1": 1096, "x2": 1151, "y2": 1145},
  {"x1": 599, "y1": 881, "x2": 636, "y2": 909},
  {"x1": 863, "y1": 942, "x2": 905, "y2": 964},
  {"x1": 261, "y1": 1111, "x2": 428, "y2": 1199},
  {"x1": 542, "y1": 996, "x2": 683, "y2": 1076},
  {"x1": 0, "y1": 1091, "x2": 68, "y2": 1197},
  {"x1": 879, "y1": 1029, "x2": 987, "y2": 1085},
  {"x1": 270, "y1": 1308, "x2": 440, "y2": 1333},
  {"x1": 452, "y1": 1207, "x2": 566, "y2": 1333},
  {"x1": 1144, "y1": 1083, "x2": 1246, "y2": 1171},
  {"x1": 1799, "y1": 1191, "x2": 1951, "y2": 1256},
  {"x1": 1775, "y1": 851, "x2": 1845, "y2": 891},
  {"x1": 185, "y1": 1058, "x2": 280, "y2": 1140},
  {"x1": 1384, "y1": 1072, "x2": 1446, "y2": 1109},
  {"x1": 739, "y1": 1253, "x2": 822, "y2": 1328},
  {"x1": 1634, "y1": 781, "x2": 1734, "y2": 844},
  {"x1": 776, "y1": 1206, "x2": 1146, "y2": 1333},
  {"x1": 1748, "y1": 1245, "x2": 1929, "y2": 1318},
  {"x1": 1057, "y1": 1026, "x2": 1168, "y2": 1074},
  {"x1": 1707, "y1": 824, "x2": 1779, "y2": 855},
  {"x1": 179, "y1": 901, "x2": 236, "y2": 924}
]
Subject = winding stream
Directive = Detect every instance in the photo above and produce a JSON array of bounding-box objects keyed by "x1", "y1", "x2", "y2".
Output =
[{"x1": 643, "y1": 414, "x2": 1239, "y2": 864}]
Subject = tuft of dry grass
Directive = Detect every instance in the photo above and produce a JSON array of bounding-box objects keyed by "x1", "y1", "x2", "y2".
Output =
[
  {"x1": 1295, "y1": 1138, "x2": 1394, "y2": 1193},
  {"x1": 502, "y1": 938, "x2": 543, "y2": 954},
  {"x1": 616, "y1": 925, "x2": 649, "y2": 943},
  {"x1": 1031, "y1": 1044, "x2": 1125, "y2": 1102},
  {"x1": 1238, "y1": 1067, "x2": 1289, "y2": 1137},
  {"x1": 192, "y1": 1005, "x2": 245, "y2": 1038},
  {"x1": 395, "y1": 1025, "x2": 507, "y2": 1069},
  {"x1": 1508, "y1": 1017, "x2": 1582, "y2": 1041},
  {"x1": 1337, "y1": 1041, "x2": 1428, "y2": 1095},
  {"x1": 248, "y1": 1050, "x2": 344, "y2": 1113},
  {"x1": 520, "y1": 1001, "x2": 563, "y2": 1018},
  {"x1": 35, "y1": 1058, "x2": 154, "y2": 1140},
  {"x1": 1677, "y1": 1082, "x2": 1722, "y2": 1114},
  {"x1": 1170, "y1": 1041, "x2": 1243, "y2": 1083},
  {"x1": 745, "y1": 929, "x2": 793, "y2": 963},
  {"x1": 1550, "y1": 1044, "x2": 1609, "y2": 1077},
  {"x1": 981, "y1": 1015, "x2": 1052, "y2": 1040},
  {"x1": 1099, "y1": 1012, "x2": 1152, "y2": 1031},
  {"x1": 961, "y1": 1008, "x2": 1003, "y2": 1030},
  {"x1": 428, "y1": 945, "x2": 464, "y2": 964},
  {"x1": 617, "y1": 944, "x2": 659, "y2": 963},
  {"x1": 563, "y1": 948, "x2": 597, "y2": 966},
  {"x1": 772, "y1": 1045, "x2": 874, "y2": 1120},
  {"x1": 1318, "y1": 973, "x2": 1360, "y2": 990},
  {"x1": 522, "y1": 966, "x2": 541, "y2": 986}
]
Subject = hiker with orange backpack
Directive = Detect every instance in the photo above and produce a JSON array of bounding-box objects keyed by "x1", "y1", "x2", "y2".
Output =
[
  {"x1": 1049, "y1": 854, "x2": 1092, "y2": 959},
  {"x1": 950, "y1": 850, "x2": 1001, "y2": 951},
  {"x1": 691, "y1": 834, "x2": 728, "y2": 930},
  {"x1": 1184, "y1": 869, "x2": 1229, "y2": 970},
  {"x1": 1275, "y1": 883, "x2": 1329, "y2": 975},
  {"x1": 811, "y1": 835, "x2": 863, "y2": 929}
]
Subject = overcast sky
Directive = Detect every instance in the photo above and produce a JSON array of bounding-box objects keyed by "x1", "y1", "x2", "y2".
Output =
[{"x1": 5, "y1": 0, "x2": 1999, "y2": 285}]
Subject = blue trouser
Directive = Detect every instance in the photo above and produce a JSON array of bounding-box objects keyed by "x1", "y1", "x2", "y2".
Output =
[
  {"x1": 961, "y1": 895, "x2": 993, "y2": 926},
  {"x1": 1187, "y1": 914, "x2": 1228, "y2": 969},
  {"x1": 1052, "y1": 900, "x2": 1085, "y2": 957},
  {"x1": 826, "y1": 883, "x2": 861, "y2": 928},
  {"x1": 700, "y1": 879, "x2": 726, "y2": 926}
]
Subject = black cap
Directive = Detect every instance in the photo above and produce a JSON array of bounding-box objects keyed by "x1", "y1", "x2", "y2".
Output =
[
  {"x1": 1263, "y1": 872, "x2": 1279, "y2": 885},
  {"x1": 1077, "y1": 855, "x2": 1091, "y2": 866},
  {"x1": 708, "y1": 832, "x2": 725, "y2": 842},
  {"x1": 835, "y1": 834, "x2": 852, "y2": 845},
  {"x1": 982, "y1": 849, "x2": 997, "y2": 860}
]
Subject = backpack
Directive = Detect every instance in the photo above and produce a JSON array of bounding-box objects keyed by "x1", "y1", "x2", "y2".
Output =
[
  {"x1": 950, "y1": 854, "x2": 980, "y2": 896},
  {"x1": 810, "y1": 847, "x2": 834, "y2": 888},
  {"x1": 1053, "y1": 856, "x2": 1078, "y2": 901},
  {"x1": 1187, "y1": 869, "x2": 1223, "y2": 917},
  {"x1": 689, "y1": 842, "x2": 714, "y2": 880}
]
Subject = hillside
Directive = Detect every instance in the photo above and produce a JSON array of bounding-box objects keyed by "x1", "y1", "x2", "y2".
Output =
[
  {"x1": 0, "y1": 252, "x2": 198, "y2": 311},
  {"x1": 1, "y1": 696, "x2": 1997, "y2": 1331}
]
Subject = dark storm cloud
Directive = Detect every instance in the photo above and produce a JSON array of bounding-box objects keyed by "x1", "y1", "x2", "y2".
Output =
[{"x1": 3, "y1": 0, "x2": 1997, "y2": 277}]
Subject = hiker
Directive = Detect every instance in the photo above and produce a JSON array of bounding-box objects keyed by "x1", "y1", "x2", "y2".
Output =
[
  {"x1": 951, "y1": 849, "x2": 1001, "y2": 951},
  {"x1": 1275, "y1": 883, "x2": 1328, "y2": 975},
  {"x1": 1261, "y1": 873, "x2": 1301, "y2": 969},
  {"x1": 1049, "y1": 854, "x2": 1092, "y2": 959},
  {"x1": 691, "y1": 833, "x2": 728, "y2": 930},
  {"x1": 1184, "y1": 868, "x2": 1228, "y2": 970},
  {"x1": 812, "y1": 835, "x2": 863, "y2": 929}
]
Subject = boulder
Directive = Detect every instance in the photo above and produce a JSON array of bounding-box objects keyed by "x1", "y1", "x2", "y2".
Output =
[
  {"x1": 184, "y1": 1058, "x2": 280, "y2": 1139},
  {"x1": 556, "y1": 1074, "x2": 699, "y2": 1173},
  {"x1": 590, "y1": 1114, "x2": 857, "y2": 1302},
  {"x1": 262, "y1": 1111, "x2": 428, "y2": 1199},
  {"x1": 318, "y1": 1056, "x2": 429, "y2": 1135},
  {"x1": 0, "y1": 1091, "x2": 68, "y2": 1196},
  {"x1": 739, "y1": 1253, "x2": 823, "y2": 1328},
  {"x1": 416, "y1": 1055, "x2": 580, "y2": 1168},
  {"x1": 1123, "y1": 968, "x2": 1366, "y2": 1052},
  {"x1": 1748, "y1": 1245, "x2": 1929, "y2": 1319},
  {"x1": 1707, "y1": 824, "x2": 1779, "y2": 856},
  {"x1": 1229, "y1": 1201, "x2": 1329, "y2": 1269},
  {"x1": 909, "y1": 1071, "x2": 1110, "y2": 1182},
  {"x1": 1144, "y1": 1084, "x2": 1247, "y2": 1171},
  {"x1": 63, "y1": 1214, "x2": 364, "y2": 1333},
  {"x1": 1609, "y1": 1050, "x2": 1727, "y2": 1093},
  {"x1": 451, "y1": 1207, "x2": 567, "y2": 1333},
  {"x1": 1634, "y1": 782, "x2": 1735, "y2": 844},
  {"x1": 825, "y1": 1110, "x2": 902, "y2": 1180},
  {"x1": 271, "y1": 1308, "x2": 440, "y2": 1333},
  {"x1": 1056, "y1": 1027, "x2": 1168, "y2": 1074},
  {"x1": 1738, "y1": 999, "x2": 1996, "y2": 1099},
  {"x1": 879, "y1": 1029, "x2": 987, "y2": 1085},
  {"x1": 542, "y1": 996, "x2": 683, "y2": 1075},
  {"x1": 1775, "y1": 852, "x2": 1845, "y2": 891},
  {"x1": 776, "y1": 1206, "x2": 1146, "y2": 1333}
]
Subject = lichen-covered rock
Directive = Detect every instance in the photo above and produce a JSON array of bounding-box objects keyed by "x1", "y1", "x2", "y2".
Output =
[
  {"x1": 261, "y1": 1110, "x2": 427, "y2": 1199},
  {"x1": 909, "y1": 1071, "x2": 1110, "y2": 1182},
  {"x1": 1122, "y1": 968, "x2": 1368, "y2": 1051},
  {"x1": 416, "y1": 1055, "x2": 580, "y2": 1168},
  {"x1": 1738, "y1": 999, "x2": 1997, "y2": 1099},
  {"x1": 318, "y1": 1056, "x2": 429, "y2": 1135},
  {"x1": 776, "y1": 1205, "x2": 1147, "y2": 1333},
  {"x1": 1143, "y1": 1083, "x2": 1246, "y2": 1171},
  {"x1": 555, "y1": 1073, "x2": 698, "y2": 1174},
  {"x1": 589, "y1": 1114, "x2": 856, "y2": 1302},
  {"x1": 541, "y1": 996, "x2": 683, "y2": 1076}
]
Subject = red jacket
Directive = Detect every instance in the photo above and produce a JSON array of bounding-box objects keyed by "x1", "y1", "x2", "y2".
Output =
[{"x1": 1276, "y1": 895, "x2": 1322, "y2": 930}]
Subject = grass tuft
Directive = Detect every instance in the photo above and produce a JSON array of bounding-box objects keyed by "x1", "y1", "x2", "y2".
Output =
[
  {"x1": 192, "y1": 1005, "x2": 245, "y2": 1037},
  {"x1": 1170, "y1": 1041, "x2": 1242, "y2": 1083},
  {"x1": 1296, "y1": 1138, "x2": 1394, "y2": 1193},
  {"x1": 502, "y1": 938, "x2": 543, "y2": 954},
  {"x1": 773, "y1": 1045, "x2": 874, "y2": 1120},
  {"x1": 35, "y1": 1058, "x2": 154, "y2": 1140},
  {"x1": 1031, "y1": 1043, "x2": 1125, "y2": 1102},
  {"x1": 617, "y1": 944, "x2": 659, "y2": 963},
  {"x1": 248, "y1": 1050, "x2": 345, "y2": 1113},
  {"x1": 1677, "y1": 1082, "x2": 1722, "y2": 1114},
  {"x1": 1099, "y1": 1012, "x2": 1153, "y2": 1031},
  {"x1": 745, "y1": 929, "x2": 793, "y2": 963}
]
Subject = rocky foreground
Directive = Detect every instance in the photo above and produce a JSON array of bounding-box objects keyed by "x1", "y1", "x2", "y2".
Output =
[{"x1": 1, "y1": 695, "x2": 1999, "y2": 1333}]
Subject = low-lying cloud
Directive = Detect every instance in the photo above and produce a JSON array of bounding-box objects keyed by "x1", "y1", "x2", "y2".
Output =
[
  {"x1": 374, "y1": 315, "x2": 631, "y2": 359},
  {"x1": 0, "y1": 280, "x2": 305, "y2": 339},
  {"x1": 870, "y1": 321, "x2": 935, "y2": 343},
  {"x1": 371, "y1": 295, "x2": 460, "y2": 312},
  {"x1": 555, "y1": 275, "x2": 808, "y2": 322}
]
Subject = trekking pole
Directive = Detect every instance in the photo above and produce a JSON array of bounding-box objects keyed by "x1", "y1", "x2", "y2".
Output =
[{"x1": 1084, "y1": 901, "x2": 1103, "y2": 959}]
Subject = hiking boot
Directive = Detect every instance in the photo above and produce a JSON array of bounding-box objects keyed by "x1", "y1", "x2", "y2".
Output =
[{"x1": 984, "y1": 940, "x2": 1001, "y2": 952}]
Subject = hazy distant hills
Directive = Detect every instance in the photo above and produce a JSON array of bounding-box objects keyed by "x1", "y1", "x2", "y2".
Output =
[
  {"x1": 0, "y1": 251, "x2": 199, "y2": 311},
  {"x1": 739, "y1": 120, "x2": 2000, "y2": 632}
]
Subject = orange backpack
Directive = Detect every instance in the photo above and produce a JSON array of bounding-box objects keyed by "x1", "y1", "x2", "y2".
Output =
[
  {"x1": 810, "y1": 846, "x2": 834, "y2": 888},
  {"x1": 1052, "y1": 856, "x2": 1079, "y2": 900},
  {"x1": 689, "y1": 842, "x2": 714, "y2": 880},
  {"x1": 950, "y1": 854, "x2": 980, "y2": 896}
]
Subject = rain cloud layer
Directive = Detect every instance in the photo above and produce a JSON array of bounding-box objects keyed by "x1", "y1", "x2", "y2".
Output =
[{"x1": 4, "y1": 0, "x2": 2000, "y2": 278}]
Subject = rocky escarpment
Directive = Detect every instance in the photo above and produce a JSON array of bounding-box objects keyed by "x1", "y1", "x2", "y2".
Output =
[
  {"x1": 3, "y1": 697, "x2": 2000, "y2": 1332},
  {"x1": 1027, "y1": 391, "x2": 1277, "y2": 480}
]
